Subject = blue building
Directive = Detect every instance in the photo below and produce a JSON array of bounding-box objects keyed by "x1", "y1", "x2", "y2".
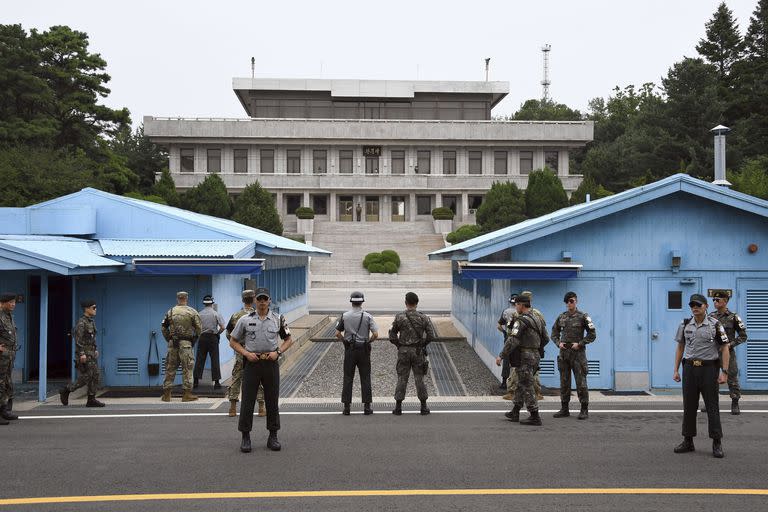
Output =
[
  {"x1": 430, "y1": 174, "x2": 768, "y2": 391},
  {"x1": 0, "y1": 188, "x2": 330, "y2": 400}
]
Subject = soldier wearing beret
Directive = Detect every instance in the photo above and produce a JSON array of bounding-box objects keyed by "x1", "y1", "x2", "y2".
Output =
[
  {"x1": 673, "y1": 293, "x2": 730, "y2": 458},
  {"x1": 59, "y1": 300, "x2": 104, "y2": 407},
  {"x1": 0, "y1": 293, "x2": 19, "y2": 425},
  {"x1": 709, "y1": 290, "x2": 748, "y2": 415},
  {"x1": 225, "y1": 290, "x2": 265, "y2": 418},
  {"x1": 161, "y1": 291, "x2": 202, "y2": 402}
]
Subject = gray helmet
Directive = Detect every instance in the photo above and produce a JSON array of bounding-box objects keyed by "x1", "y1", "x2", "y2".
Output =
[{"x1": 350, "y1": 291, "x2": 365, "y2": 303}]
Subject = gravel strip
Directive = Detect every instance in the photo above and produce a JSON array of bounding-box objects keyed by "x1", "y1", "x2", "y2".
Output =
[{"x1": 443, "y1": 340, "x2": 500, "y2": 396}]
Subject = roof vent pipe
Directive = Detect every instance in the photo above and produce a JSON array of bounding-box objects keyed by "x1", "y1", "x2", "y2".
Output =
[{"x1": 711, "y1": 125, "x2": 731, "y2": 187}]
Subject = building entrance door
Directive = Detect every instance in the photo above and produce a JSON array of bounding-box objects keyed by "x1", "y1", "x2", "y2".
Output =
[
  {"x1": 365, "y1": 196, "x2": 379, "y2": 222},
  {"x1": 338, "y1": 196, "x2": 353, "y2": 222},
  {"x1": 391, "y1": 196, "x2": 406, "y2": 222}
]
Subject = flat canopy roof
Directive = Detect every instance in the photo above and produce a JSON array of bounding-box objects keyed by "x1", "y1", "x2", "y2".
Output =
[{"x1": 457, "y1": 261, "x2": 582, "y2": 280}]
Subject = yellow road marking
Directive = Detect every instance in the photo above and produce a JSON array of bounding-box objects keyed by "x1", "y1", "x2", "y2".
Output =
[{"x1": 2, "y1": 488, "x2": 768, "y2": 505}]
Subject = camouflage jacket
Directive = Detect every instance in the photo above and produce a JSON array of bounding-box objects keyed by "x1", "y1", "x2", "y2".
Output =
[
  {"x1": 161, "y1": 305, "x2": 202, "y2": 343},
  {"x1": 709, "y1": 309, "x2": 747, "y2": 348},
  {"x1": 226, "y1": 307, "x2": 255, "y2": 344},
  {"x1": 551, "y1": 309, "x2": 596, "y2": 347},
  {"x1": 0, "y1": 310, "x2": 17, "y2": 353},
  {"x1": 389, "y1": 309, "x2": 437, "y2": 347},
  {"x1": 500, "y1": 311, "x2": 547, "y2": 360},
  {"x1": 74, "y1": 315, "x2": 97, "y2": 357}
]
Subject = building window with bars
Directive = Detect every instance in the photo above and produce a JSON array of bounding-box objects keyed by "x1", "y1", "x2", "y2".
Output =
[
  {"x1": 287, "y1": 149, "x2": 301, "y2": 174},
  {"x1": 313, "y1": 150, "x2": 327, "y2": 174},
  {"x1": 180, "y1": 148, "x2": 195, "y2": 173},
  {"x1": 494, "y1": 151, "x2": 508, "y2": 175},
  {"x1": 545, "y1": 151, "x2": 559, "y2": 172},
  {"x1": 416, "y1": 150, "x2": 431, "y2": 174},
  {"x1": 468, "y1": 150, "x2": 482, "y2": 174},
  {"x1": 339, "y1": 150, "x2": 353, "y2": 174},
  {"x1": 520, "y1": 151, "x2": 533, "y2": 175},
  {"x1": 260, "y1": 149, "x2": 274, "y2": 173},
  {"x1": 391, "y1": 150, "x2": 405, "y2": 175},
  {"x1": 365, "y1": 156, "x2": 379, "y2": 174}
]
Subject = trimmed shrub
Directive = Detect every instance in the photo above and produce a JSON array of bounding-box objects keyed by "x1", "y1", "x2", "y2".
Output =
[
  {"x1": 364, "y1": 250, "x2": 401, "y2": 273},
  {"x1": 363, "y1": 252, "x2": 383, "y2": 270},
  {"x1": 446, "y1": 224, "x2": 482, "y2": 244},
  {"x1": 383, "y1": 261, "x2": 398, "y2": 274},
  {"x1": 295, "y1": 206, "x2": 315, "y2": 219},
  {"x1": 431, "y1": 207, "x2": 455, "y2": 220},
  {"x1": 380, "y1": 249, "x2": 401, "y2": 268},
  {"x1": 368, "y1": 262, "x2": 385, "y2": 273}
]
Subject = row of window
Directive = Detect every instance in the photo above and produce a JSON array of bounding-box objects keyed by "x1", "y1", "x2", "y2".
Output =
[
  {"x1": 281, "y1": 194, "x2": 484, "y2": 216},
  {"x1": 179, "y1": 148, "x2": 560, "y2": 175},
  {"x1": 250, "y1": 99, "x2": 490, "y2": 121}
]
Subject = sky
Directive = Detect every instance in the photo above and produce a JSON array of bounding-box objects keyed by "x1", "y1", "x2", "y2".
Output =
[{"x1": 2, "y1": 0, "x2": 761, "y2": 126}]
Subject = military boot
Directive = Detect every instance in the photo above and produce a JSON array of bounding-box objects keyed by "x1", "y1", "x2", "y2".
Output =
[
  {"x1": 257, "y1": 400, "x2": 266, "y2": 417},
  {"x1": 193, "y1": 377, "x2": 199, "y2": 389},
  {"x1": 182, "y1": 390, "x2": 198, "y2": 402},
  {"x1": 228, "y1": 400, "x2": 238, "y2": 417},
  {"x1": 267, "y1": 430, "x2": 281, "y2": 451},
  {"x1": 713, "y1": 439, "x2": 724, "y2": 458},
  {"x1": 0, "y1": 404, "x2": 17, "y2": 421},
  {"x1": 578, "y1": 404, "x2": 589, "y2": 420},
  {"x1": 674, "y1": 437, "x2": 695, "y2": 453},
  {"x1": 520, "y1": 410, "x2": 542, "y2": 426},
  {"x1": 553, "y1": 402, "x2": 570, "y2": 418},
  {"x1": 342, "y1": 403, "x2": 351, "y2": 416},
  {"x1": 363, "y1": 403, "x2": 373, "y2": 415},
  {"x1": 59, "y1": 387, "x2": 70, "y2": 406},
  {"x1": 505, "y1": 405, "x2": 521, "y2": 422},
  {"x1": 86, "y1": 395, "x2": 105, "y2": 408},
  {"x1": 731, "y1": 398, "x2": 740, "y2": 415},
  {"x1": 240, "y1": 432, "x2": 252, "y2": 453},
  {"x1": 392, "y1": 400, "x2": 403, "y2": 415},
  {"x1": 161, "y1": 389, "x2": 172, "y2": 402},
  {"x1": 0, "y1": 414, "x2": 8, "y2": 425},
  {"x1": 7, "y1": 398, "x2": 13, "y2": 411},
  {"x1": 420, "y1": 400, "x2": 430, "y2": 415},
  {"x1": 213, "y1": 380, "x2": 221, "y2": 389}
]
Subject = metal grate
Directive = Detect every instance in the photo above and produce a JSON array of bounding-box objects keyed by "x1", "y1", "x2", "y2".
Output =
[
  {"x1": 588, "y1": 360, "x2": 600, "y2": 376},
  {"x1": 428, "y1": 343, "x2": 466, "y2": 396},
  {"x1": 116, "y1": 358, "x2": 139, "y2": 375},
  {"x1": 280, "y1": 341, "x2": 333, "y2": 398},
  {"x1": 747, "y1": 340, "x2": 768, "y2": 381},
  {"x1": 539, "y1": 360, "x2": 555, "y2": 377},
  {"x1": 747, "y1": 290, "x2": 768, "y2": 329},
  {"x1": 160, "y1": 357, "x2": 182, "y2": 376}
]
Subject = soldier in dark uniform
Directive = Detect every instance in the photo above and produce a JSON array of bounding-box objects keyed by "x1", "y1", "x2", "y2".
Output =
[
  {"x1": 709, "y1": 289, "x2": 748, "y2": 415},
  {"x1": 389, "y1": 292, "x2": 436, "y2": 416},
  {"x1": 59, "y1": 300, "x2": 104, "y2": 407},
  {"x1": 336, "y1": 291, "x2": 379, "y2": 415},
  {"x1": 229, "y1": 287, "x2": 293, "y2": 453},
  {"x1": 551, "y1": 291, "x2": 597, "y2": 420},
  {"x1": 0, "y1": 293, "x2": 19, "y2": 425},
  {"x1": 495, "y1": 291, "x2": 547, "y2": 426},
  {"x1": 673, "y1": 293, "x2": 729, "y2": 458},
  {"x1": 496, "y1": 294, "x2": 517, "y2": 393}
]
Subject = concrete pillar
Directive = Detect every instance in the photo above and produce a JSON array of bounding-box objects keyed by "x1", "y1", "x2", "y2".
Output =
[
  {"x1": 330, "y1": 192, "x2": 337, "y2": 222},
  {"x1": 38, "y1": 274, "x2": 48, "y2": 402},
  {"x1": 276, "y1": 192, "x2": 284, "y2": 217},
  {"x1": 461, "y1": 192, "x2": 469, "y2": 221},
  {"x1": 303, "y1": 191, "x2": 310, "y2": 208},
  {"x1": 409, "y1": 192, "x2": 416, "y2": 221}
]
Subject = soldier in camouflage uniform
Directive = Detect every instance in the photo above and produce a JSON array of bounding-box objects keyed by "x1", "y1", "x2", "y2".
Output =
[
  {"x1": 59, "y1": 300, "x2": 104, "y2": 407},
  {"x1": 501, "y1": 292, "x2": 544, "y2": 401},
  {"x1": 709, "y1": 289, "x2": 748, "y2": 415},
  {"x1": 0, "y1": 293, "x2": 19, "y2": 425},
  {"x1": 551, "y1": 291, "x2": 596, "y2": 420},
  {"x1": 226, "y1": 290, "x2": 265, "y2": 418},
  {"x1": 389, "y1": 292, "x2": 437, "y2": 415},
  {"x1": 161, "y1": 291, "x2": 202, "y2": 402},
  {"x1": 496, "y1": 291, "x2": 547, "y2": 426}
]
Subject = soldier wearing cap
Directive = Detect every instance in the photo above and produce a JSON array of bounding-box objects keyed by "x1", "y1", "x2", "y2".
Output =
[
  {"x1": 501, "y1": 291, "x2": 545, "y2": 402},
  {"x1": 551, "y1": 291, "x2": 597, "y2": 420},
  {"x1": 336, "y1": 291, "x2": 379, "y2": 415},
  {"x1": 59, "y1": 300, "x2": 104, "y2": 408},
  {"x1": 673, "y1": 293, "x2": 730, "y2": 458},
  {"x1": 226, "y1": 290, "x2": 265, "y2": 418},
  {"x1": 496, "y1": 291, "x2": 547, "y2": 425},
  {"x1": 0, "y1": 293, "x2": 19, "y2": 425},
  {"x1": 709, "y1": 289, "x2": 748, "y2": 415},
  {"x1": 389, "y1": 292, "x2": 437, "y2": 415},
  {"x1": 194, "y1": 294, "x2": 225, "y2": 390},
  {"x1": 229, "y1": 287, "x2": 293, "y2": 453},
  {"x1": 160, "y1": 291, "x2": 202, "y2": 402}
]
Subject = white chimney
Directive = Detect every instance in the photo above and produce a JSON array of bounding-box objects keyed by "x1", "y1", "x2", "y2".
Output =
[{"x1": 711, "y1": 125, "x2": 731, "y2": 187}]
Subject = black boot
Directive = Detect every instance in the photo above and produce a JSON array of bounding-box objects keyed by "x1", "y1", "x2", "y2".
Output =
[
  {"x1": 553, "y1": 402, "x2": 570, "y2": 418},
  {"x1": 363, "y1": 403, "x2": 373, "y2": 415},
  {"x1": 213, "y1": 380, "x2": 221, "y2": 389},
  {"x1": 674, "y1": 437, "x2": 695, "y2": 453},
  {"x1": 0, "y1": 403, "x2": 17, "y2": 421},
  {"x1": 420, "y1": 400, "x2": 430, "y2": 415},
  {"x1": 267, "y1": 430, "x2": 281, "y2": 451},
  {"x1": 578, "y1": 404, "x2": 589, "y2": 420},
  {"x1": 520, "y1": 409, "x2": 542, "y2": 426},
  {"x1": 240, "y1": 432, "x2": 251, "y2": 453},
  {"x1": 59, "y1": 388, "x2": 70, "y2": 406},
  {"x1": 193, "y1": 377, "x2": 199, "y2": 389},
  {"x1": 7, "y1": 398, "x2": 12, "y2": 411},
  {"x1": 0, "y1": 414, "x2": 7, "y2": 425},
  {"x1": 86, "y1": 395, "x2": 105, "y2": 408},
  {"x1": 342, "y1": 403, "x2": 351, "y2": 416},
  {"x1": 505, "y1": 405, "x2": 521, "y2": 422},
  {"x1": 731, "y1": 398, "x2": 740, "y2": 415},
  {"x1": 713, "y1": 439, "x2": 724, "y2": 458},
  {"x1": 392, "y1": 400, "x2": 402, "y2": 415}
]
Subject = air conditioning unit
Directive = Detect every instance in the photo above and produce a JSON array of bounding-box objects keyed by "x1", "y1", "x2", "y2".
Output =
[{"x1": 468, "y1": 208, "x2": 477, "y2": 214}]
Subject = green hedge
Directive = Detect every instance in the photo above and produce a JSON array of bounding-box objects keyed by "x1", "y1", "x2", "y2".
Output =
[
  {"x1": 363, "y1": 250, "x2": 401, "y2": 274},
  {"x1": 446, "y1": 224, "x2": 482, "y2": 244},
  {"x1": 295, "y1": 206, "x2": 315, "y2": 219},
  {"x1": 431, "y1": 207, "x2": 455, "y2": 220}
]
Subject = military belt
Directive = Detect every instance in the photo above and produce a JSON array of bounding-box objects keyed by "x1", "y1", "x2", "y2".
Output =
[
  {"x1": 520, "y1": 347, "x2": 539, "y2": 352},
  {"x1": 683, "y1": 358, "x2": 718, "y2": 367}
]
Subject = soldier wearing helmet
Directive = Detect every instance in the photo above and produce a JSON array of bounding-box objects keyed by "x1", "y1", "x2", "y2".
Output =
[{"x1": 336, "y1": 291, "x2": 379, "y2": 415}]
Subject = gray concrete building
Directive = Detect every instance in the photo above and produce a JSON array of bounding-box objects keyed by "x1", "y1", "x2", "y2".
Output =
[{"x1": 144, "y1": 78, "x2": 593, "y2": 231}]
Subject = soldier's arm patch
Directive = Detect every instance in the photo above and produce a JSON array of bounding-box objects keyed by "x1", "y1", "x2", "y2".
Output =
[
  {"x1": 510, "y1": 320, "x2": 521, "y2": 337},
  {"x1": 586, "y1": 316, "x2": 595, "y2": 330},
  {"x1": 279, "y1": 315, "x2": 291, "y2": 339}
]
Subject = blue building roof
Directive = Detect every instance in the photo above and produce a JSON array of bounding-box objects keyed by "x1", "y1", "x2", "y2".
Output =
[
  {"x1": 99, "y1": 239, "x2": 255, "y2": 258},
  {"x1": 0, "y1": 236, "x2": 123, "y2": 275},
  {"x1": 430, "y1": 174, "x2": 768, "y2": 261}
]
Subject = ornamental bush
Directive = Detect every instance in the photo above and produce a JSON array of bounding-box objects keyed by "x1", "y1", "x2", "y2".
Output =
[
  {"x1": 446, "y1": 224, "x2": 482, "y2": 244},
  {"x1": 363, "y1": 250, "x2": 401, "y2": 273},
  {"x1": 295, "y1": 206, "x2": 315, "y2": 219},
  {"x1": 368, "y1": 262, "x2": 385, "y2": 273},
  {"x1": 380, "y1": 249, "x2": 401, "y2": 268},
  {"x1": 431, "y1": 207, "x2": 455, "y2": 220},
  {"x1": 383, "y1": 261, "x2": 398, "y2": 274}
]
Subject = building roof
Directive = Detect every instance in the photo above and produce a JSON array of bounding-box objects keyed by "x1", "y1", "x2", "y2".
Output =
[
  {"x1": 429, "y1": 174, "x2": 768, "y2": 261},
  {"x1": 0, "y1": 237, "x2": 123, "y2": 275},
  {"x1": 99, "y1": 239, "x2": 255, "y2": 258}
]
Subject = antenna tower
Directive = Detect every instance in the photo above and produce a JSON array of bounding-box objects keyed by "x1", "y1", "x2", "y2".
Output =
[{"x1": 541, "y1": 44, "x2": 551, "y2": 102}]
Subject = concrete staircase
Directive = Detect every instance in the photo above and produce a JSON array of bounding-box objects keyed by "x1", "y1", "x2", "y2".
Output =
[{"x1": 309, "y1": 221, "x2": 452, "y2": 288}]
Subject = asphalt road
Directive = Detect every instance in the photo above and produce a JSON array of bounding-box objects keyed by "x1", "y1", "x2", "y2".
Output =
[{"x1": 4, "y1": 401, "x2": 768, "y2": 512}]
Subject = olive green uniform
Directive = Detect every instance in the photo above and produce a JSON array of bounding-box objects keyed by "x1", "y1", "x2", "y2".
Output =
[{"x1": 161, "y1": 305, "x2": 202, "y2": 391}]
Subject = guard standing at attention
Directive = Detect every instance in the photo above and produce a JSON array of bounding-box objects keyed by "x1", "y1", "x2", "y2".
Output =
[
  {"x1": 709, "y1": 289, "x2": 748, "y2": 415},
  {"x1": 551, "y1": 291, "x2": 597, "y2": 420},
  {"x1": 226, "y1": 290, "x2": 265, "y2": 418},
  {"x1": 0, "y1": 293, "x2": 19, "y2": 425},
  {"x1": 194, "y1": 294, "x2": 225, "y2": 389},
  {"x1": 336, "y1": 291, "x2": 379, "y2": 415},
  {"x1": 673, "y1": 293, "x2": 729, "y2": 458},
  {"x1": 496, "y1": 294, "x2": 517, "y2": 393},
  {"x1": 161, "y1": 291, "x2": 202, "y2": 402},
  {"x1": 389, "y1": 292, "x2": 436, "y2": 416},
  {"x1": 229, "y1": 287, "x2": 293, "y2": 453},
  {"x1": 59, "y1": 300, "x2": 104, "y2": 407}
]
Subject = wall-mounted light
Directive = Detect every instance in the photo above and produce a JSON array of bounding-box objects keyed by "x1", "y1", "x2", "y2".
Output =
[
  {"x1": 748, "y1": 243, "x2": 758, "y2": 254},
  {"x1": 670, "y1": 250, "x2": 681, "y2": 273},
  {"x1": 561, "y1": 251, "x2": 572, "y2": 262}
]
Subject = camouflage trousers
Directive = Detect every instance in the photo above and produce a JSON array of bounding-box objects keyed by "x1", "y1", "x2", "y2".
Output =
[
  {"x1": 66, "y1": 357, "x2": 100, "y2": 395},
  {"x1": 228, "y1": 354, "x2": 263, "y2": 402},
  {"x1": 0, "y1": 352, "x2": 15, "y2": 406},
  {"x1": 506, "y1": 367, "x2": 542, "y2": 398},
  {"x1": 558, "y1": 348, "x2": 589, "y2": 405},
  {"x1": 394, "y1": 346, "x2": 428, "y2": 402},
  {"x1": 727, "y1": 347, "x2": 740, "y2": 400},
  {"x1": 513, "y1": 350, "x2": 539, "y2": 412},
  {"x1": 163, "y1": 340, "x2": 194, "y2": 391}
]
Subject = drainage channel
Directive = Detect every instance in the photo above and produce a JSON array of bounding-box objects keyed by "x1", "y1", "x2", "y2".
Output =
[
  {"x1": 428, "y1": 342, "x2": 467, "y2": 396},
  {"x1": 280, "y1": 341, "x2": 333, "y2": 398}
]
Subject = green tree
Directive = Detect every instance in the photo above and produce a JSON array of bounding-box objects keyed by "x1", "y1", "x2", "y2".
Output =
[
  {"x1": 152, "y1": 169, "x2": 180, "y2": 207},
  {"x1": 569, "y1": 175, "x2": 614, "y2": 205},
  {"x1": 512, "y1": 99, "x2": 583, "y2": 121},
  {"x1": 181, "y1": 174, "x2": 233, "y2": 219},
  {"x1": 110, "y1": 124, "x2": 168, "y2": 192},
  {"x1": 231, "y1": 181, "x2": 283, "y2": 235},
  {"x1": 475, "y1": 181, "x2": 526, "y2": 233},
  {"x1": 525, "y1": 168, "x2": 569, "y2": 217},
  {"x1": 728, "y1": 155, "x2": 768, "y2": 199},
  {"x1": 696, "y1": 2, "x2": 744, "y2": 79}
]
